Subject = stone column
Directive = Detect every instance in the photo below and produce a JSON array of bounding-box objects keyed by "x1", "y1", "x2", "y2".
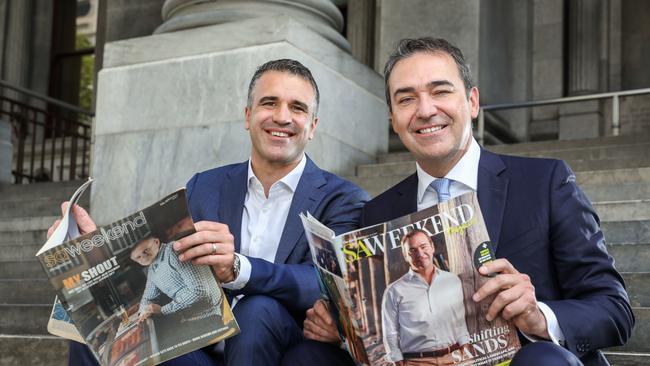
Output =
[
  {"x1": 155, "y1": 0, "x2": 350, "y2": 52},
  {"x1": 3, "y1": 0, "x2": 32, "y2": 100},
  {"x1": 559, "y1": 0, "x2": 606, "y2": 139},
  {"x1": 92, "y1": 0, "x2": 387, "y2": 223}
]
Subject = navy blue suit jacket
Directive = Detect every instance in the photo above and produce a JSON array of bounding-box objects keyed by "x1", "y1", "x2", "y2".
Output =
[
  {"x1": 362, "y1": 149, "x2": 634, "y2": 366},
  {"x1": 185, "y1": 157, "x2": 368, "y2": 318}
]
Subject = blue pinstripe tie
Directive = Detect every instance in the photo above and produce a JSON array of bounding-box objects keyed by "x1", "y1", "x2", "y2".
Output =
[{"x1": 430, "y1": 178, "x2": 451, "y2": 202}]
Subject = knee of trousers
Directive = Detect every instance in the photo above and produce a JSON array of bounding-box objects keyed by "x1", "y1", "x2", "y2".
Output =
[
  {"x1": 229, "y1": 295, "x2": 300, "y2": 344},
  {"x1": 512, "y1": 342, "x2": 584, "y2": 366}
]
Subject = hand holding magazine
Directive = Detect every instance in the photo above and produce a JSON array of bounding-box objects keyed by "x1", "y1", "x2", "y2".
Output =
[
  {"x1": 301, "y1": 192, "x2": 521, "y2": 366},
  {"x1": 36, "y1": 179, "x2": 239, "y2": 366}
]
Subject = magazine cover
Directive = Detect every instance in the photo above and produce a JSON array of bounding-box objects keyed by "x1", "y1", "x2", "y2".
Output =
[
  {"x1": 302, "y1": 192, "x2": 521, "y2": 366},
  {"x1": 37, "y1": 188, "x2": 239, "y2": 366}
]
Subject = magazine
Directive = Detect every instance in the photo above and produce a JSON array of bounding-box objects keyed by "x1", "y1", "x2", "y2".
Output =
[
  {"x1": 301, "y1": 192, "x2": 521, "y2": 366},
  {"x1": 36, "y1": 180, "x2": 239, "y2": 366}
]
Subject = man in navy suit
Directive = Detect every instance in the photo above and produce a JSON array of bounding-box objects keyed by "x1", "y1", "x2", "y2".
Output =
[
  {"x1": 52, "y1": 59, "x2": 367, "y2": 366},
  {"x1": 287, "y1": 38, "x2": 633, "y2": 366}
]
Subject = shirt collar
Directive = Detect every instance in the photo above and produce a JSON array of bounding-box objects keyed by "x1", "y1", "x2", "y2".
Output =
[
  {"x1": 416, "y1": 138, "x2": 481, "y2": 203},
  {"x1": 247, "y1": 154, "x2": 307, "y2": 193}
]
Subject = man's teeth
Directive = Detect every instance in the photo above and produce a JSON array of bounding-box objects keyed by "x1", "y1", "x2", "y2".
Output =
[
  {"x1": 418, "y1": 126, "x2": 444, "y2": 134},
  {"x1": 270, "y1": 131, "x2": 289, "y2": 137}
]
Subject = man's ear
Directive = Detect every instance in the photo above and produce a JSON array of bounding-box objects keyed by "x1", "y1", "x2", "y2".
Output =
[
  {"x1": 244, "y1": 106, "x2": 251, "y2": 130},
  {"x1": 308, "y1": 116, "x2": 319, "y2": 140},
  {"x1": 389, "y1": 116, "x2": 397, "y2": 134},
  {"x1": 469, "y1": 87, "x2": 480, "y2": 119}
]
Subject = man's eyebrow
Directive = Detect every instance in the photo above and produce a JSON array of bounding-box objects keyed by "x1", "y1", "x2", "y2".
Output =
[
  {"x1": 393, "y1": 80, "x2": 455, "y2": 98},
  {"x1": 258, "y1": 96, "x2": 278, "y2": 104},
  {"x1": 291, "y1": 100, "x2": 309, "y2": 111}
]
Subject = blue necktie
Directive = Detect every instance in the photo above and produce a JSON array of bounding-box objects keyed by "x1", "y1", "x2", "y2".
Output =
[{"x1": 430, "y1": 178, "x2": 451, "y2": 202}]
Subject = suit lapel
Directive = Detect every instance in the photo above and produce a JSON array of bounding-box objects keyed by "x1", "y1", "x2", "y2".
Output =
[
  {"x1": 274, "y1": 158, "x2": 327, "y2": 264},
  {"x1": 477, "y1": 149, "x2": 509, "y2": 251},
  {"x1": 393, "y1": 173, "x2": 419, "y2": 218},
  {"x1": 218, "y1": 163, "x2": 248, "y2": 253}
]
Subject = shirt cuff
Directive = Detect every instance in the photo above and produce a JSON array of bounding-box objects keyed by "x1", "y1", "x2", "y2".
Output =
[
  {"x1": 521, "y1": 302, "x2": 566, "y2": 346},
  {"x1": 221, "y1": 253, "x2": 251, "y2": 290}
]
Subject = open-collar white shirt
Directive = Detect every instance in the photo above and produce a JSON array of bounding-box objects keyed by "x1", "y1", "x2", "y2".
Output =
[
  {"x1": 222, "y1": 154, "x2": 306, "y2": 292},
  {"x1": 414, "y1": 137, "x2": 565, "y2": 346}
]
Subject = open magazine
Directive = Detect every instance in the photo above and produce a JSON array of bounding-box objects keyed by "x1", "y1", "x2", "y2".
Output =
[
  {"x1": 301, "y1": 192, "x2": 521, "y2": 366},
  {"x1": 36, "y1": 179, "x2": 239, "y2": 366}
]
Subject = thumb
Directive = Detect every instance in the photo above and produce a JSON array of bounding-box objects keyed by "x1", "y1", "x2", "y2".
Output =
[{"x1": 71, "y1": 204, "x2": 97, "y2": 234}]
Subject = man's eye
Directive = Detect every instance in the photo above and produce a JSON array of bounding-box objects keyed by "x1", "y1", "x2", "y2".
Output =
[
  {"x1": 397, "y1": 97, "x2": 414, "y2": 105},
  {"x1": 434, "y1": 90, "x2": 451, "y2": 95},
  {"x1": 291, "y1": 105, "x2": 307, "y2": 113}
]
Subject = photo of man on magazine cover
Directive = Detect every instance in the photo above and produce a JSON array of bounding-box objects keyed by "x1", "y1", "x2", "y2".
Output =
[{"x1": 382, "y1": 229, "x2": 470, "y2": 365}]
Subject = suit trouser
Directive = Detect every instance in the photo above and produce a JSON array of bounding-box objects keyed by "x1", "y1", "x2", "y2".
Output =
[{"x1": 224, "y1": 294, "x2": 304, "y2": 366}]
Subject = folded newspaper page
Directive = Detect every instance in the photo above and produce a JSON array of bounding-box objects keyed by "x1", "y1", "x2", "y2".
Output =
[
  {"x1": 301, "y1": 192, "x2": 521, "y2": 366},
  {"x1": 36, "y1": 184, "x2": 239, "y2": 366}
]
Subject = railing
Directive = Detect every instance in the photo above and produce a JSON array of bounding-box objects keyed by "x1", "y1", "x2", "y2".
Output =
[
  {"x1": 476, "y1": 88, "x2": 650, "y2": 146},
  {"x1": 0, "y1": 80, "x2": 94, "y2": 183}
]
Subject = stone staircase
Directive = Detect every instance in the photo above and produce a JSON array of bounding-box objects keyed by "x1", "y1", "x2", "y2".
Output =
[
  {"x1": 0, "y1": 180, "x2": 89, "y2": 366},
  {"x1": 351, "y1": 133, "x2": 650, "y2": 366}
]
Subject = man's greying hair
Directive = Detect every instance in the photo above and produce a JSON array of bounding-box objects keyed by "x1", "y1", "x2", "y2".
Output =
[
  {"x1": 383, "y1": 37, "x2": 474, "y2": 111},
  {"x1": 246, "y1": 59, "x2": 320, "y2": 116}
]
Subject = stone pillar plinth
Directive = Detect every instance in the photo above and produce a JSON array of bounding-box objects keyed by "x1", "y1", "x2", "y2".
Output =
[
  {"x1": 155, "y1": 0, "x2": 350, "y2": 52},
  {"x1": 91, "y1": 15, "x2": 387, "y2": 224},
  {"x1": 559, "y1": 0, "x2": 606, "y2": 140}
]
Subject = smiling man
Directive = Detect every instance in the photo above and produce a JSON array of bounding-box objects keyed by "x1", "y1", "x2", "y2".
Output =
[
  {"x1": 382, "y1": 230, "x2": 470, "y2": 366},
  {"x1": 290, "y1": 38, "x2": 633, "y2": 366},
  {"x1": 53, "y1": 59, "x2": 368, "y2": 366}
]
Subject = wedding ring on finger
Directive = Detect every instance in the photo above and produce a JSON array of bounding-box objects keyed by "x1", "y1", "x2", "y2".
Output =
[{"x1": 211, "y1": 243, "x2": 217, "y2": 255}]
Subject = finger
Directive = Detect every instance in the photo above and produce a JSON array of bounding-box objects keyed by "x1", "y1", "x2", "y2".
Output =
[
  {"x1": 304, "y1": 319, "x2": 337, "y2": 342},
  {"x1": 174, "y1": 231, "x2": 234, "y2": 253},
  {"x1": 485, "y1": 285, "x2": 526, "y2": 321},
  {"x1": 71, "y1": 204, "x2": 97, "y2": 234},
  {"x1": 479, "y1": 258, "x2": 518, "y2": 276},
  {"x1": 59, "y1": 201, "x2": 70, "y2": 217},
  {"x1": 314, "y1": 300, "x2": 333, "y2": 325},
  {"x1": 194, "y1": 221, "x2": 230, "y2": 233},
  {"x1": 473, "y1": 273, "x2": 523, "y2": 302},
  {"x1": 47, "y1": 219, "x2": 62, "y2": 239},
  {"x1": 501, "y1": 296, "x2": 534, "y2": 321},
  {"x1": 178, "y1": 242, "x2": 232, "y2": 262}
]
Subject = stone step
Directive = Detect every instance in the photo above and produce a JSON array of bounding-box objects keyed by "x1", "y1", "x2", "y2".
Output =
[
  {"x1": 0, "y1": 242, "x2": 47, "y2": 262},
  {"x1": 602, "y1": 221, "x2": 650, "y2": 245},
  {"x1": 595, "y1": 200, "x2": 650, "y2": 222},
  {"x1": 357, "y1": 155, "x2": 650, "y2": 181},
  {"x1": 0, "y1": 180, "x2": 87, "y2": 201},
  {"x1": 583, "y1": 183, "x2": 650, "y2": 203},
  {"x1": 0, "y1": 304, "x2": 50, "y2": 335},
  {"x1": 488, "y1": 133, "x2": 650, "y2": 155},
  {"x1": 0, "y1": 216, "x2": 59, "y2": 232},
  {"x1": 0, "y1": 260, "x2": 48, "y2": 279},
  {"x1": 378, "y1": 135, "x2": 650, "y2": 163},
  {"x1": 603, "y1": 351, "x2": 650, "y2": 366},
  {"x1": 576, "y1": 167, "x2": 650, "y2": 187},
  {"x1": 0, "y1": 335, "x2": 68, "y2": 366},
  {"x1": 609, "y1": 244, "x2": 650, "y2": 273},
  {"x1": 0, "y1": 195, "x2": 89, "y2": 220},
  {"x1": 0, "y1": 229, "x2": 46, "y2": 247},
  {"x1": 624, "y1": 273, "x2": 650, "y2": 308},
  {"x1": 611, "y1": 307, "x2": 649, "y2": 353},
  {"x1": 0, "y1": 279, "x2": 56, "y2": 305},
  {"x1": 496, "y1": 141, "x2": 650, "y2": 163}
]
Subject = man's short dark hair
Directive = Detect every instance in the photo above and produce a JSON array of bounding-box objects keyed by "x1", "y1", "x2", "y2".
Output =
[
  {"x1": 246, "y1": 59, "x2": 320, "y2": 116},
  {"x1": 383, "y1": 37, "x2": 474, "y2": 111},
  {"x1": 400, "y1": 229, "x2": 434, "y2": 256}
]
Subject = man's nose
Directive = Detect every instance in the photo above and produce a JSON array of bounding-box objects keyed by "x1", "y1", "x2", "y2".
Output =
[
  {"x1": 274, "y1": 103, "x2": 292, "y2": 124},
  {"x1": 415, "y1": 95, "x2": 438, "y2": 120}
]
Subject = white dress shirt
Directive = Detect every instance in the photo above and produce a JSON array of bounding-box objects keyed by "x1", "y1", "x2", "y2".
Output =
[
  {"x1": 382, "y1": 268, "x2": 471, "y2": 362},
  {"x1": 222, "y1": 155, "x2": 306, "y2": 294},
  {"x1": 415, "y1": 138, "x2": 565, "y2": 346}
]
